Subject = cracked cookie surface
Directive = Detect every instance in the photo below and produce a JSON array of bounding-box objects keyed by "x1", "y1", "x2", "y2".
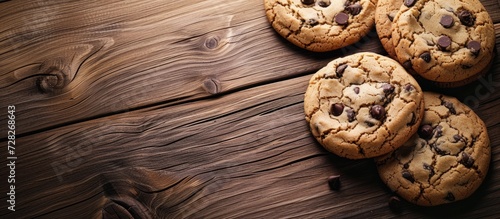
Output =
[
  {"x1": 375, "y1": 0, "x2": 402, "y2": 58},
  {"x1": 391, "y1": 0, "x2": 495, "y2": 83},
  {"x1": 304, "y1": 52, "x2": 424, "y2": 159},
  {"x1": 375, "y1": 92, "x2": 491, "y2": 206},
  {"x1": 264, "y1": 0, "x2": 376, "y2": 52}
]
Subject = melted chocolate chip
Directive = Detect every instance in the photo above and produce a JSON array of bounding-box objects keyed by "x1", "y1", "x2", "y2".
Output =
[
  {"x1": 370, "y1": 105, "x2": 386, "y2": 120},
  {"x1": 458, "y1": 9, "x2": 475, "y2": 26},
  {"x1": 437, "y1": 35, "x2": 451, "y2": 50},
  {"x1": 402, "y1": 170, "x2": 415, "y2": 183},
  {"x1": 407, "y1": 113, "x2": 417, "y2": 126},
  {"x1": 336, "y1": 64, "x2": 348, "y2": 77},
  {"x1": 353, "y1": 87, "x2": 360, "y2": 94},
  {"x1": 453, "y1": 134, "x2": 462, "y2": 142},
  {"x1": 440, "y1": 15, "x2": 454, "y2": 28},
  {"x1": 335, "y1": 12, "x2": 349, "y2": 25},
  {"x1": 331, "y1": 103, "x2": 344, "y2": 116},
  {"x1": 434, "y1": 125, "x2": 443, "y2": 137},
  {"x1": 404, "y1": 83, "x2": 414, "y2": 92},
  {"x1": 443, "y1": 101, "x2": 456, "y2": 114},
  {"x1": 346, "y1": 3, "x2": 362, "y2": 15},
  {"x1": 423, "y1": 163, "x2": 435, "y2": 176},
  {"x1": 346, "y1": 109, "x2": 355, "y2": 122},
  {"x1": 403, "y1": 163, "x2": 409, "y2": 169},
  {"x1": 403, "y1": 60, "x2": 413, "y2": 70},
  {"x1": 404, "y1": 0, "x2": 416, "y2": 7},
  {"x1": 431, "y1": 143, "x2": 447, "y2": 155},
  {"x1": 387, "y1": 13, "x2": 395, "y2": 22},
  {"x1": 365, "y1": 121, "x2": 375, "y2": 127},
  {"x1": 328, "y1": 175, "x2": 341, "y2": 190},
  {"x1": 462, "y1": 64, "x2": 472, "y2": 69},
  {"x1": 382, "y1": 83, "x2": 395, "y2": 94},
  {"x1": 301, "y1": 0, "x2": 315, "y2": 5},
  {"x1": 460, "y1": 152, "x2": 475, "y2": 168},
  {"x1": 318, "y1": 0, "x2": 330, "y2": 7},
  {"x1": 420, "y1": 52, "x2": 431, "y2": 63},
  {"x1": 418, "y1": 125, "x2": 433, "y2": 139},
  {"x1": 308, "y1": 18, "x2": 319, "y2": 26},
  {"x1": 467, "y1": 40, "x2": 481, "y2": 56},
  {"x1": 445, "y1": 192, "x2": 455, "y2": 201}
]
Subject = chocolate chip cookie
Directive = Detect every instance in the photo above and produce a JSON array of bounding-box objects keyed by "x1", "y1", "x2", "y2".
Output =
[
  {"x1": 264, "y1": 0, "x2": 376, "y2": 52},
  {"x1": 304, "y1": 52, "x2": 424, "y2": 159},
  {"x1": 376, "y1": 92, "x2": 491, "y2": 206},
  {"x1": 391, "y1": 0, "x2": 495, "y2": 84},
  {"x1": 375, "y1": 0, "x2": 402, "y2": 58}
]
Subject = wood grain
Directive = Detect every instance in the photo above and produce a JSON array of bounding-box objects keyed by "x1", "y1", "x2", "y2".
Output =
[{"x1": 0, "y1": 0, "x2": 500, "y2": 218}]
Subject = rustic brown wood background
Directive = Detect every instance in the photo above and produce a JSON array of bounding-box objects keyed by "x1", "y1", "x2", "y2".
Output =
[{"x1": 0, "y1": 0, "x2": 499, "y2": 218}]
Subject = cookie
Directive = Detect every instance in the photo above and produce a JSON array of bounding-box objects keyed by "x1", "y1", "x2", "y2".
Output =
[
  {"x1": 374, "y1": 0, "x2": 402, "y2": 58},
  {"x1": 304, "y1": 52, "x2": 424, "y2": 159},
  {"x1": 391, "y1": 0, "x2": 495, "y2": 83},
  {"x1": 376, "y1": 92, "x2": 491, "y2": 206},
  {"x1": 264, "y1": 0, "x2": 377, "y2": 52}
]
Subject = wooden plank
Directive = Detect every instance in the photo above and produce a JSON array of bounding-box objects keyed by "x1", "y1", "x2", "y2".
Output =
[
  {"x1": 2, "y1": 64, "x2": 500, "y2": 217},
  {"x1": 0, "y1": 0, "x2": 338, "y2": 135},
  {"x1": 3, "y1": 0, "x2": 497, "y2": 135}
]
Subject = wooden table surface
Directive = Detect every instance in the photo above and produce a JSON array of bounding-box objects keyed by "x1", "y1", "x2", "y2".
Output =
[{"x1": 1, "y1": 0, "x2": 499, "y2": 218}]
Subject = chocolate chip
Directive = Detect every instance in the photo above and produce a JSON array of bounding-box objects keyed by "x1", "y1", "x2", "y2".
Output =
[
  {"x1": 443, "y1": 101, "x2": 456, "y2": 114},
  {"x1": 365, "y1": 121, "x2": 375, "y2": 127},
  {"x1": 423, "y1": 163, "x2": 435, "y2": 176},
  {"x1": 331, "y1": 103, "x2": 344, "y2": 116},
  {"x1": 335, "y1": 12, "x2": 349, "y2": 25},
  {"x1": 354, "y1": 87, "x2": 360, "y2": 94},
  {"x1": 370, "y1": 105, "x2": 386, "y2": 120},
  {"x1": 434, "y1": 125, "x2": 443, "y2": 137},
  {"x1": 388, "y1": 196, "x2": 402, "y2": 212},
  {"x1": 387, "y1": 13, "x2": 395, "y2": 22},
  {"x1": 460, "y1": 152, "x2": 475, "y2": 168},
  {"x1": 346, "y1": 3, "x2": 362, "y2": 15},
  {"x1": 431, "y1": 143, "x2": 447, "y2": 155},
  {"x1": 402, "y1": 170, "x2": 415, "y2": 183},
  {"x1": 453, "y1": 134, "x2": 462, "y2": 142},
  {"x1": 404, "y1": 0, "x2": 416, "y2": 7},
  {"x1": 462, "y1": 64, "x2": 472, "y2": 69},
  {"x1": 301, "y1": 0, "x2": 315, "y2": 5},
  {"x1": 382, "y1": 83, "x2": 395, "y2": 94},
  {"x1": 328, "y1": 175, "x2": 341, "y2": 190},
  {"x1": 402, "y1": 60, "x2": 413, "y2": 70},
  {"x1": 404, "y1": 83, "x2": 414, "y2": 92},
  {"x1": 458, "y1": 9, "x2": 475, "y2": 26},
  {"x1": 346, "y1": 109, "x2": 355, "y2": 122},
  {"x1": 418, "y1": 125, "x2": 433, "y2": 139},
  {"x1": 403, "y1": 163, "x2": 409, "y2": 169},
  {"x1": 445, "y1": 192, "x2": 455, "y2": 201},
  {"x1": 336, "y1": 64, "x2": 348, "y2": 77},
  {"x1": 318, "y1": 0, "x2": 330, "y2": 7},
  {"x1": 419, "y1": 52, "x2": 431, "y2": 63},
  {"x1": 407, "y1": 113, "x2": 417, "y2": 125},
  {"x1": 467, "y1": 40, "x2": 481, "y2": 56},
  {"x1": 437, "y1": 35, "x2": 451, "y2": 50},
  {"x1": 308, "y1": 18, "x2": 319, "y2": 26},
  {"x1": 440, "y1": 15, "x2": 454, "y2": 28}
]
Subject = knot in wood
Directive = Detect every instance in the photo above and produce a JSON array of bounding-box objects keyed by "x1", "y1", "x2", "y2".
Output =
[
  {"x1": 204, "y1": 36, "x2": 220, "y2": 50},
  {"x1": 36, "y1": 67, "x2": 68, "y2": 93},
  {"x1": 202, "y1": 77, "x2": 221, "y2": 94}
]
